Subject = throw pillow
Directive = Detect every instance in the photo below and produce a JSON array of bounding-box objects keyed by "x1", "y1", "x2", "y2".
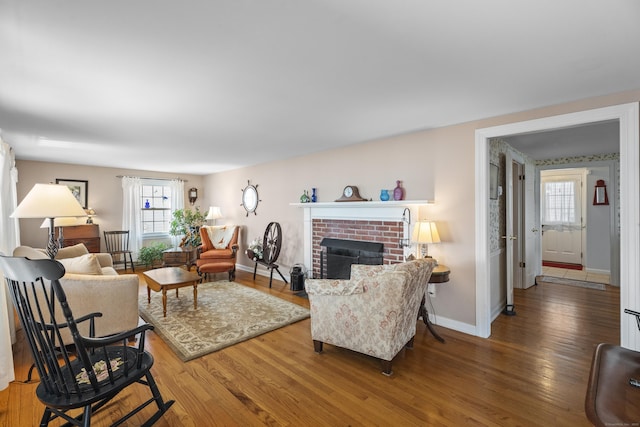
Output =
[
  {"x1": 55, "y1": 243, "x2": 90, "y2": 260},
  {"x1": 58, "y1": 254, "x2": 103, "y2": 275}
]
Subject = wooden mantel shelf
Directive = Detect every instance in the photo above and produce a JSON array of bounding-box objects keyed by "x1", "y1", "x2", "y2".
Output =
[{"x1": 290, "y1": 200, "x2": 433, "y2": 208}]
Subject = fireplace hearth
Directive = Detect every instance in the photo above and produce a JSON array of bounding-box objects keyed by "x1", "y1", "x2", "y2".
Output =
[{"x1": 320, "y1": 238, "x2": 384, "y2": 279}]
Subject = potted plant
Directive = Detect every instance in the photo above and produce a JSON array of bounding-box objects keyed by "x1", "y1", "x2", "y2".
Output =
[
  {"x1": 138, "y1": 242, "x2": 170, "y2": 268},
  {"x1": 169, "y1": 207, "x2": 206, "y2": 248}
]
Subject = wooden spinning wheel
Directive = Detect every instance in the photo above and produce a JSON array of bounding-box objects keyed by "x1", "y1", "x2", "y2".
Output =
[
  {"x1": 249, "y1": 222, "x2": 288, "y2": 288},
  {"x1": 263, "y1": 222, "x2": 282, "y2": 264}
]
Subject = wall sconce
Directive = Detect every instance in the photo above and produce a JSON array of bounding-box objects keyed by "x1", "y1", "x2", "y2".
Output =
[
  {"x1": 188, "y1": 188, "x2": 198, "y2": 205},
  {"x1": 593, "y1": 179, "x2": 609, "y2": 205},
  {"x1": 399, "y1": 208, "x2": 412, "y2": 248}
]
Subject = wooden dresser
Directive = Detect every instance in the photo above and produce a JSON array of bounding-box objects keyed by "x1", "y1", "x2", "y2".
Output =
[{"x1": 55, "y1": 224, "x2": 101, "y2": 253}]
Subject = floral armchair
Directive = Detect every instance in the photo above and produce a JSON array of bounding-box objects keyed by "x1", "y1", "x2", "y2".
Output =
[{"x1": 305, "y1": 258, "x2": 436, "y2": 375}]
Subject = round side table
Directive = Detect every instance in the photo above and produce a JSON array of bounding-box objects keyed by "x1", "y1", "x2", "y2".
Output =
[{"x1": 419, "y1": 264, "x2": 450, "y2": 343}]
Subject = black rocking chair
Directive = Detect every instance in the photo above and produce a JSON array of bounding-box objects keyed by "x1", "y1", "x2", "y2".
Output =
[
  {"x1": 250, "y1": 222, "x2": 288, "y2": 288},
  {"x1": 0, "y1": 255, "x2": 174, "y2": 427}
]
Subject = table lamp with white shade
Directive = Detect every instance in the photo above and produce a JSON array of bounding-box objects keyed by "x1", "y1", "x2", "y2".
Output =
[
  {"x1": 412, "y1": 220, "x2": 441, "y2": 260},
  {"x1": 205, "y1": 206, "x2": 223, "y2": 225},
  {"x1": 12, "y1": 183, "x2": 87, "y2": 258},
  {"x1": 40, "y1": 217, "x2": 80, "y2": 250}
]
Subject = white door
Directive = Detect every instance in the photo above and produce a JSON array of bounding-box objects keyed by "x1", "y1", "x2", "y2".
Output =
[
  {"x1": 504, "y1": 152, "x2": 521, "y2": 312},
  {"x1": 541, "y1": 169, "x2": 584, "y2": 266},
  {"x1": 523, "y1": 160, "x2": 538, "y2": 289}
]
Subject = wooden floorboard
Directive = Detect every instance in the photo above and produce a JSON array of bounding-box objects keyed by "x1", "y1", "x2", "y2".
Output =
[{"x1": 0, "y1": 269, "x2": 620, "y2": 426}]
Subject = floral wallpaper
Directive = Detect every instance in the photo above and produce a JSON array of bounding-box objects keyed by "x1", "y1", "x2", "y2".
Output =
[
  {"x1": 487, "y1": 145, "x2": 620, "y2": 254},
  {"x1": 488, "y1": 139, "x2": 534, "y2": 253}
]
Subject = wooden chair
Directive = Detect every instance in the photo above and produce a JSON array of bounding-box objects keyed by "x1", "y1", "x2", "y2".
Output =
[
  {"x1": 248, "y1": 222, "x2": 287, "y2": 288},
  {"x1": 0, "y1": 254, "x2": 174, "y2": 427},
  {"x1": 103, "y1": 230, "x2": 135, "y2": 271},
  {"x1": 585, "y1": 309, "x2": 640, "y2": 426}
]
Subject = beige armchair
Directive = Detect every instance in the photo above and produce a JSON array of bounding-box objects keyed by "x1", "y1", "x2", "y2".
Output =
[
  {"x1": 12, "y1": 244, "x2": 139, "y2": 344},
  {"x1": 305, "y1": 258, "x2": 435, "y2": 375}
]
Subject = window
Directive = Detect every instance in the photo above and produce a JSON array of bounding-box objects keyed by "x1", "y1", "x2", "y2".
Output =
[
  {"x1": 141, "y1": 182, "x2": 172, "y2": 235},
  {"x1": 543, "y1": 180, "x2": 577, "y2": 224}
]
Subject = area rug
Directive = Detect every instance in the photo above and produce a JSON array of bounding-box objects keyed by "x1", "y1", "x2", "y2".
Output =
[
  {"x1": 536, "y1": 275, "x2": 607, "y2": 291},
  {"x1": 138, "y1": 281, "x2": 310, "y2": 361}
]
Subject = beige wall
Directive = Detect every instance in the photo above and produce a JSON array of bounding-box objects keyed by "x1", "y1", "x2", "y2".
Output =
[
  {"x1": 14, "y1": 161, "x2": 205, "y2": 252},
  {"x1": 203, "y1": 89, "x2": 640, "y2": 329},
  {"x1": 14, "y1": 88, "x2": 640, "y2": 332}
]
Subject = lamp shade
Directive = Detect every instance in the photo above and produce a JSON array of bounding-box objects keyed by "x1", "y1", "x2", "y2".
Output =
[
  {"x1": 412, "y1": 220, "x2": 441, "y2": 244},
  {"x1": 12, "y1": 183, "x2": 87, "y2": 219},
  {"x1": 205, "y1": 206, "x2": 223, "y2": 220}
]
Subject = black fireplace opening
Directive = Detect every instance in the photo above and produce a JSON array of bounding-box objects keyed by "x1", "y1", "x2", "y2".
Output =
[{"x1": 320, "y1": 238, "x2": 384, "y2": 279}]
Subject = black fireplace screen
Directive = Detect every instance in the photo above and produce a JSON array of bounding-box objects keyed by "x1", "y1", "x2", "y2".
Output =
[{"x1": 320, "y1": 238, "x2": 384, "y2": 279}]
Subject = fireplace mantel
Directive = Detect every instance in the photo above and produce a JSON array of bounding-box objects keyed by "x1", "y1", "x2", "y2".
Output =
[
  {"x1": 292, "y1": 200, "x2": 432, "y2": 277},
  {"x1": 290, "y1": 200, "x2": 432, "y2": 209}
]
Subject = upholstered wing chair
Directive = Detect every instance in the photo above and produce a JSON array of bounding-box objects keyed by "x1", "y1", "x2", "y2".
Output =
[
  {"x1": 197, "y1": 225, "x2": 239, "y2": 280},
  {"x1": 305, "y1": 258, "x2": 435, "y2": 375}
]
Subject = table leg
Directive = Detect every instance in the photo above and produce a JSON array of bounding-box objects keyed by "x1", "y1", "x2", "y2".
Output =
[
  {"x1": 420, "y1": 294, "x2": 445, "y2": 343},
  {"x1": 162, "y1": 289, "x2": 168, "y2": 317},
  {"x1": 193, "y1": 281, "x2": 198, "y2": 310},
  {"x1": 147, "y1": 286, "x2": 151, "y2": 304}
]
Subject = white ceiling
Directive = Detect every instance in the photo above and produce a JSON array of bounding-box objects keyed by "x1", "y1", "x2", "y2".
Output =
[{"x1": 1, "y1": 1, "x2": 639, "y2": 175}]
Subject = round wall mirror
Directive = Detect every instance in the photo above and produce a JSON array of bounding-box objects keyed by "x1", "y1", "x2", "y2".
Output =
[{"x1": 241, "y1": 181, "x2": 260, "y2": 216}]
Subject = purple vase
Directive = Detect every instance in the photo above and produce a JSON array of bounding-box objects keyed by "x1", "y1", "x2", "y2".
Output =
[{"x1": 393, "y1": 180, "x2": 404, "y2": 201}]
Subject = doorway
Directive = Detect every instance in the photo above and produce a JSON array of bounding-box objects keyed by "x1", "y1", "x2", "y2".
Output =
[
  {"x1": 474, "y1": 102, "x2": 639, "y2": 348},
  {"x1": 540, "y1": 168, "x2": 585, "y2": 268}
]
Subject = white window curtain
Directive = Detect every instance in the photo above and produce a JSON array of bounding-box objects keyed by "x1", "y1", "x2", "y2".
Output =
[
  {"x1": 543, "y1": 180, "x2": 578, "y2": 225},
  {"x1": 0, "y1": 139, "x2": 18, "y2": 390},
  {"x1": 169, "y1": 178, "x2": 185, "y2": 214},
  {"x1": 122, "y1": 176, "x2": 143, "y2": 258},
  {"x1": 122, "y1": 178, "x2": 184, "y2": 254}
]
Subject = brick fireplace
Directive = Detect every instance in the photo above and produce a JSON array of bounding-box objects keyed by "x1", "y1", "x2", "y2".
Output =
[
  {"x1": 312, "y1": 219, "x2": 404, "y2": 278},
  {"x1": 293, "y1": 200, "x2": 430, "y2": 278}
]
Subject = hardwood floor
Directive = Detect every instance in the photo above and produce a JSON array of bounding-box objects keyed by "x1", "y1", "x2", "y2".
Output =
[{"x1": 0, "y1": 269, "x2": 620, "y2": 426}]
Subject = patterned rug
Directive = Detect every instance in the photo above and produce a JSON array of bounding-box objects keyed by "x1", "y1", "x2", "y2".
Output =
[
  {"x1": 536, "y1": 275, "x2": 607, "y2": 291},
  {"x1": 139, "y1": 281, "x2": 310, "y2": 361}
]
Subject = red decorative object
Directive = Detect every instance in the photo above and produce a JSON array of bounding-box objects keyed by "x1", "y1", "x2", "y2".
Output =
[{"x1": 593, "y1": 179, "x2": 609, "y2": 205}]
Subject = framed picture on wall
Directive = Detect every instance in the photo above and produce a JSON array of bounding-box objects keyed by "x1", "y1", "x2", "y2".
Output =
[
  {"x1": 490, "y1": 163, "x2": 499, "y2": 200},
  {"x1": 56, "y1": 179, "x2": 88, "y2": 208}
]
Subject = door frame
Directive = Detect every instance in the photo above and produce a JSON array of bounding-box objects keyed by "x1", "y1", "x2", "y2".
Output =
[{"x1": 475, "y1": 102, "x2": 639, "y2": 349}]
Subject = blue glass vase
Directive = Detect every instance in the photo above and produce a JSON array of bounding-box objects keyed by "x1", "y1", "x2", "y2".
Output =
[{"x1": 380, "y1": 189, "x2": 390, "y2": 201}]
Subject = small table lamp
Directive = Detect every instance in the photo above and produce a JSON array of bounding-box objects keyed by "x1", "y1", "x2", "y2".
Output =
[
  {"x1": 85, "y1": 208, "x2": 96, "y2": 224},
  {"x1": 412, "y1": 220, "x2": 441, "y2": 259},
  {"x1": 12, "y1": 183, "x2": 87, "y2": 258},
  {"x1": 205, "y1": 206, "x2": 223, "y2": 225}
]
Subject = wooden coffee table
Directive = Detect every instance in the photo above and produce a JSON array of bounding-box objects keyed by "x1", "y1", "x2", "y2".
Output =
[{"x1": 143, "y1": 267, "x2": 201, "y2": 317}]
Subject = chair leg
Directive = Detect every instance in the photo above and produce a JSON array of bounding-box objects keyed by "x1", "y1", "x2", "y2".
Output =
[
  {"x1": 145, "y1": 371, "x2": 175, "y2": 424},
  {"x1": 381, "y1": 360, "x2": 393, "y2": 376},
  {"x1": 406, "y1": 336, "x2": 415, "y2": 349},
  {"x1": 129, "y1": 253, "x2": 135, "y2": 272}
]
